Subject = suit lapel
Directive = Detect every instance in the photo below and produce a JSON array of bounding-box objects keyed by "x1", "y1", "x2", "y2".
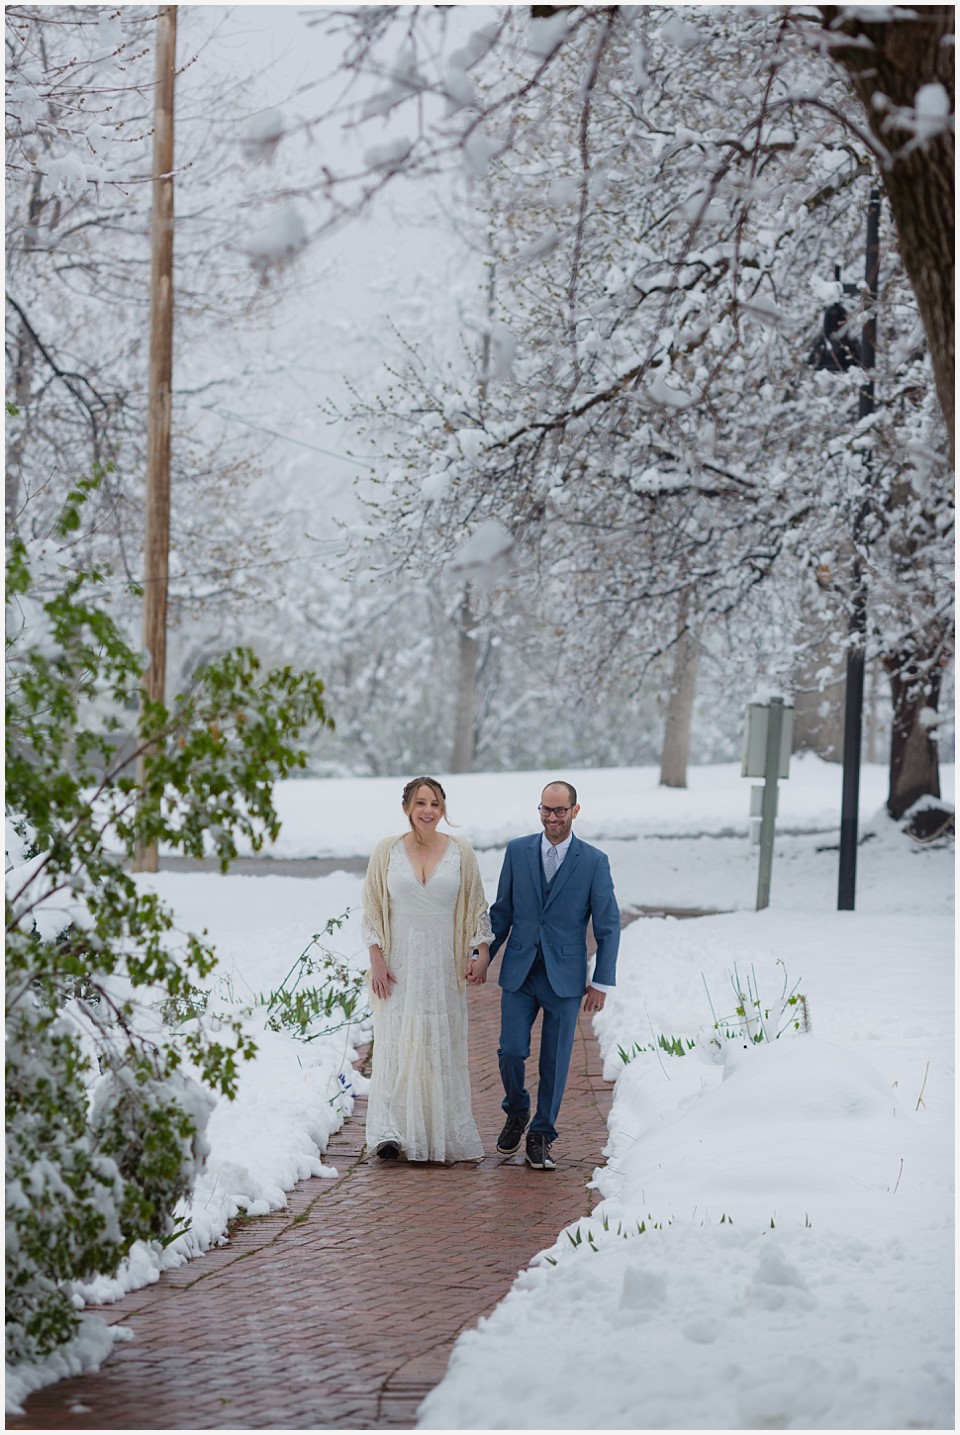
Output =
[{"x1": 525, "y1": 834, "x2": 544, "y2": 904}]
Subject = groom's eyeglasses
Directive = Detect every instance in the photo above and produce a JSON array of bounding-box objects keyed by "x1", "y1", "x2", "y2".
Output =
[{"x1": 538, "y1": 804, "x2": 573, "y2": 817}]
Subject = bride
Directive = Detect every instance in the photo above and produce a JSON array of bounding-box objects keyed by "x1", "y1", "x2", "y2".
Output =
[{"x1": 362, "y1": 776, "x2": 490, "y2": 1163}]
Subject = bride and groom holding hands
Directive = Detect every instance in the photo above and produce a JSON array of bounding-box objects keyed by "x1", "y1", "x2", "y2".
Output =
[{"x1": 362, "y1": 776, "x2": 620, "y2": 1172}]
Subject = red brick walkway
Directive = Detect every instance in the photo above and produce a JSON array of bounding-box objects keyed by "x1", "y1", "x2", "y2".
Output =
[{"x1": 12, "y1": 981, "x2": 613, "y2": 1430}]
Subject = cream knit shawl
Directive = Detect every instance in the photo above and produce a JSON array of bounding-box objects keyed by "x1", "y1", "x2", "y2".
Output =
[{"x1": 362, "y1": 834, "x2": 488, "y2": 990}]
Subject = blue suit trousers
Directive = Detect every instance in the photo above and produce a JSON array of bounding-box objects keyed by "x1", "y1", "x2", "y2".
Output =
[{"x1": 498, "y1": 954, "x2": 581, "y2": 1143}]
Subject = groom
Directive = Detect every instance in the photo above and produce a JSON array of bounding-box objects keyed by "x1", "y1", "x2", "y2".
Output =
[{"x1": 470, "y1": 781, "x2": 620, "y2": 1171}]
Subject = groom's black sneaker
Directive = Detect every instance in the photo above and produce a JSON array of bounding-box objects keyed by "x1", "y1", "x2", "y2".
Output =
[
  {"x1": 524, "y1": 1133, "x2": 556, "y2": 1170},
  {"x1": 496, "y1": 1115, "x2": 528, "y2": 1155}
]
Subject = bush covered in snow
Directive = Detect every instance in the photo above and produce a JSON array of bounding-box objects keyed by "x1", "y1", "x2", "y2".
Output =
[
  {"x1": 5, "y1": 476, "x2": 332, "y2": 1365},
  {"x1": 5, "y1": 1006, "x2": 213, "y2": 1364}
]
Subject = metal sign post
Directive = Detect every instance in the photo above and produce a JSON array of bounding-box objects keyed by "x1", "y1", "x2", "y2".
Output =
[
  {"x1": 756, "y1": 699, "x2": 784, "y2": 910},
  {"x1": 742, "y1": 698, "x2": 792, "y2": 911}
]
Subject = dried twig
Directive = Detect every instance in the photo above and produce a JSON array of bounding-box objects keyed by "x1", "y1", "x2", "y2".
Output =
[{"x1": 915, "y1": 1061, "x2": 930, "y2": 1111}]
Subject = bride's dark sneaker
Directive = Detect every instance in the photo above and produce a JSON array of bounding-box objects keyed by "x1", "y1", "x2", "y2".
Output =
[{"x1": 376, "y1": 1142, "x2": 400, "y2": 1160}]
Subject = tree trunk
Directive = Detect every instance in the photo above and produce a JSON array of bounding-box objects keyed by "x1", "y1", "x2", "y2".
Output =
[
  {"x1": 790, "y1": 630, "x2": 845, "y2": 762},
  {"x1": 659, "y1": 620, "x2": 699, "y2": 788},
  {"x1": 450, "y1": 583, "x2": 478, "y2": 773},
  {"x1": 883, "y1": 642, "x2": 943, "y2": 819},
  {"x1": 5, "y1": 172, "x2": 45, "y2": 537},
  {"x1": 134, "y1": 5, "x2": 177, "y2": 874},
  {"x1": 865, "y1": 657, "x2": 888, "y2": 765},
  {"x1": 820, "y1": 6, "x2": 955, "y2": 458}
]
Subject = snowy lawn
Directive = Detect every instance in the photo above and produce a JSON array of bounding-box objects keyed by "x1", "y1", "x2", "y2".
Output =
[
  {"x1": 421, "y1": 901, "x2": 954, "y2": 1429},
  {"x1": 227, "y1": 752, "x2": 897, "y2": 858},
  {"x1": 7, "y1": 759, "x2": 954, "y2": 1427}
]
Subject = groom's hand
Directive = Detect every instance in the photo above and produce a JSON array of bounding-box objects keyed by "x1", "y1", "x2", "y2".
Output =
[{"x1": 583, "y1": 985, "x2": 606, "y2": 1013}]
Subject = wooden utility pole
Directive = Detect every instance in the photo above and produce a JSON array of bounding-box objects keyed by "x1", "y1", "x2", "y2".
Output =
[{"x1": 134, "y1": 5, "x2": 176, "y2": 873}]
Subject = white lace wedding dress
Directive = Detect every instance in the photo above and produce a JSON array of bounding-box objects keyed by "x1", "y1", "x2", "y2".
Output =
[{"x1": 364, "y1": 839, "x2": 489, "y2": 1163}]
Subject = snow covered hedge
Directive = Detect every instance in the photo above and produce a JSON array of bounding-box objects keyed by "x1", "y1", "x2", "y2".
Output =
[
  {"x1": 6, "y1": 1007, "x2": 213, "y2": 1364},
  {"x1": 5, "y1": 477, "x2": 333, "y2": 1365}
]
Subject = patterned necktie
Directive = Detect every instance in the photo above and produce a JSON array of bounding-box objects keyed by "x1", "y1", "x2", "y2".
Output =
[{"x1": 544, "y1": 844, "x2": 559, "y2": 882}]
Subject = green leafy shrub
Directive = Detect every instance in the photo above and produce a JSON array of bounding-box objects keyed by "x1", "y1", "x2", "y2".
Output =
[
  {"x1": 259, "y1": 916, "x2": 365, "y2": 1041},
  {"x1": 89, "y1": 1060, "x2": 214, "y2": 1247},
  {"x1": 6, "y1": 1006, "x2": 125, "y2": 1363},
  {"x1": 6, "y1": 479, "x2": 333, "y2": 1366}
]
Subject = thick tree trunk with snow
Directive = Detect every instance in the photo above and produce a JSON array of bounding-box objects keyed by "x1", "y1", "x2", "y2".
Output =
[
  {"x1": 659, "y1": 625, "x2": 699, "y2": 789},
  {"x1": 882, "y1": 642, "x2": 944, "y2": 820},
  {"x1": 451, "y1": 584, "x2": 478, "y2": 773},
  {"x1": 820, "y1": 6, "x2": 955, "y2": 457},
  {"x1": 791, "y1": 633, "x2": 845, "y2": 762}
]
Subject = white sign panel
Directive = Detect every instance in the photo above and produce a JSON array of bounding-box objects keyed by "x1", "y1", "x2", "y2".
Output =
[{"x1": 742, "y1": 703, "x2": 793, "y2": 779}]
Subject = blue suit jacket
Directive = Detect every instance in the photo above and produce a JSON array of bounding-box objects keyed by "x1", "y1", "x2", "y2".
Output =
[{"x1": 489, "y1": 833, "x2": 620, "y2": 998}]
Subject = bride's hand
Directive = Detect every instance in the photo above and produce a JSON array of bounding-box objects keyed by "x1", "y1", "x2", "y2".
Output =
[{"x1": 370, "y1": 958, "x2": 397, "y2": 1000}]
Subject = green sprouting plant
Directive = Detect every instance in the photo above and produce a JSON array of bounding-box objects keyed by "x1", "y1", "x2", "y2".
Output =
[
  {"x1": 257, "y1": 915, "x2": 365, "y2": 1041},
  {"x1": 6, "y1": 477, "x2": 334, "y2": 1366},
  {"x1": 158, "y1": 1214, "x2": 194, "y2": 1250},
  {"x1": 616, "y1": 962, "x2": 808, "y2": 1074},
  {"x1": 701, "y1": 959, "x2": 809, "y2": 1047},
  {"x1": 618, "y1": 1033, "x2": 697, "y2": 1065},
  {"x1": 661, "y1": 1034, "x2": 696, "y2": 1057},
  {"x1": 599, "y1": 1214, "x2": 637, "y2": 1239},
  {"x1": 549, "y1": 1207, "x2": 802, "y2": 1270}
]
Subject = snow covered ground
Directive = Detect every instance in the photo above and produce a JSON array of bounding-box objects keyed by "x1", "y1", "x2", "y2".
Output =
[
  {"x1": 421, "y1": 908, "x2": 954, "y2": 1429},
  {"x1": 7, "y1": 758, "x2": 955, "y2": 1427}
]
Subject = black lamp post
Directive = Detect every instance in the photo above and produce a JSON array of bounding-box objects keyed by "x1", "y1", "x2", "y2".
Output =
[{"x1": 836, "y1": 188, "x2": 881, "y2": 911}]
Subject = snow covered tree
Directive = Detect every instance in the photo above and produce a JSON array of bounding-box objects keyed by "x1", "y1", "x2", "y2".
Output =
[
  {"x1": 818, "y1": 5, "x2": 954, "y2": 458},
  {"x1": 304, "y1": 4, "x2": 953, "y2": 807},
  {"x1": 300, "y1": 5, "x2": 953, "y2": 445},
  {"x1": 4, "y1": 6, "x2": 318, "y2": 684}
]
